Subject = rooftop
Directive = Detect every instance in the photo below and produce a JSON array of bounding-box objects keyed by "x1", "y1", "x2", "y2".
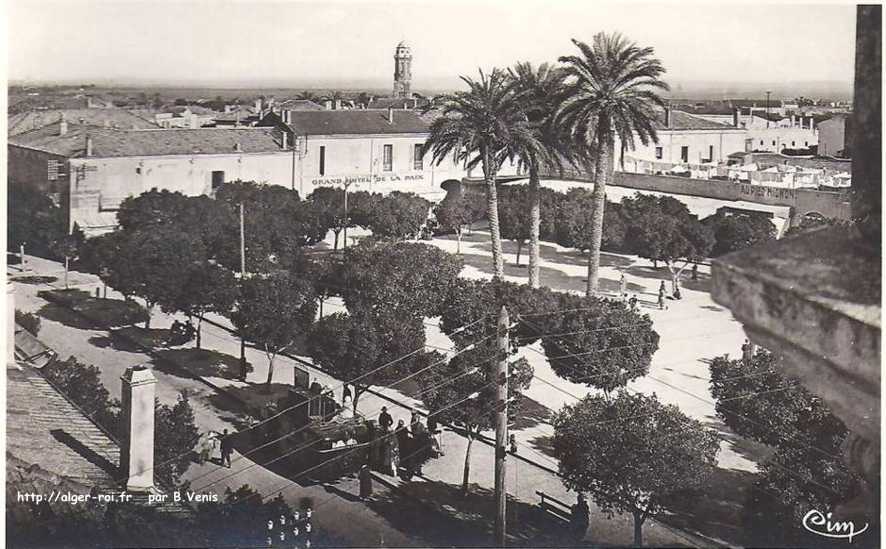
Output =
[
  {"x1": 264, "y1": 109, "x2": 431, "y2": 136},
  {"x1": 8, "y1": 108, "x2": 158, "y2": 136},
  {"x1": 7, "y1": 359, "x2": 120, "y2": 489},
  {"x1": 9, "y1": 125, "x2": 285, "y2": 158},
  {"x1": 655, "y1": 109, "x2": 738, "y2": 131}
]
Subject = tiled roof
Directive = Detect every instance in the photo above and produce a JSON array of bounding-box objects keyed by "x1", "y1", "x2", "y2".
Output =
[
  {"x1": 654, "y1": 110, "x2": 738, "y2": 131},
  {"x1": 276, "y1": 99, "x2": 325, "y2": 111},
  {"x1": 366, "y1": 97, "x2": 430, "y2": 110},
  {"x1": 9, "y1": 125, "x2": 285, "y2": 158},
  {"x1": 8, "y1": 108, "x2": 158, "y2": 135},
  {"x1": 266, "y1": 110, "x2": 431, "y2": 136},
  {"x1": 7, "y1": 361, "x2": 120, "y2": 488}
]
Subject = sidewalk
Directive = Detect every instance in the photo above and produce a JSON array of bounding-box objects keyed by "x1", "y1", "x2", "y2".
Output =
[{"x1": 11, "y1": 255, "x2": 720, "y2": 547}]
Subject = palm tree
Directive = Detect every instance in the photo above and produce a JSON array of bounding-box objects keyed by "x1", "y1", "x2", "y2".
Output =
[
  {"x1": 558, "y1": 33, "x2": 669, "y2": 296},
  {"x1": 508, "y1": 62, "x2": 576, "y2": 288},
  {"x1": 424, "y1": 68, "x2": 540, "y2": 279}
]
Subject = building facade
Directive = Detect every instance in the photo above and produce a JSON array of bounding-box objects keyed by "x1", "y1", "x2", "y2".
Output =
[
  {"x1": 818, "y1": 114, "x2": 849, "y2": 157},
  {"x1": 619, "y1": 109, "x2": 749, "y2": 167},
  {"x1": 8, "y1": 123, "x2": 293, "y2": 235}
]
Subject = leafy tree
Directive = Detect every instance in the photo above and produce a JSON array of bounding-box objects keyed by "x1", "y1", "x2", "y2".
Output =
[
  {"x1": 231, "y1": 271, "x2": 317, "y2": 386},
  {"x1": 7, "y1": 180, "x2": 68, "y2": 258},
  {"x1": 418, "y1": 344, "x2": 533, "y2": 495},
  {"x1": 50, "y1": 223, "x2": 86, "y2": 288},
  {"x1": 77, "y1": 232, "x2": 134, "y2": 298},
  {"x1": 496, "y1": 185, "x2": 560, "y2": 266},
  {"x1": 340, "y1": 239, "x2": 462, "y2": 319},
  {"x1": 507, "y1": 61, "x2": 575, "y2": 287},
  {"x1": 538, "y1": 297, "x2": 659, "y2": 392},
  {"x1": 433, "y1": 192, "x2": 479, "y2": 254},
  {"x1": 558, "y1": 33, "x2": 669, "y2": 296},
  {"x1": 552, "y1": 392, "x2": 719, "y2": 545},
  {"x1": 154, "y1": 391, "x2": 200, "y2": 485},
  {"x1": 126, "y1": 227, "x2": 206, "y2": 328},
  {"x1": 215, "y1": 181, "x2": 328, "y2": 272},
  {"x1": 43, "y1": 357, "x2": 120, "y2": 433},
  {"x1": 306, "y1": 309, "x2": 427, "y2": 412},
  {"x1": 308, "y1": 186, "x2": 349, "y2": 250},
  {"x1": 364, "y1": 191, "x2": 430, "y2": 240},
  {"x1": 170, "y1": 260, "x2": 239, "y2": 349},
  {"x1": 554, "y1": 189, "x2": 626, "y2": 253},
  {"x1": 438, "y1": 278, "x2": 561, "y2": 350},
  {"x1": 15, "y1": 310, "x2": 41, "y2": 335},
  {"x1": 345, "y1": 190, "x2": 380, "y2": 231},
  {"x1": 301, "y1": 253, "x2": 345, "y2": 318},
  {"x1": 708, "y1": 350, "x2": 862, "y2": 546},
  {"x1": 426, "y1": 68, "x2": 542, "y2": 280},
  {"x1": 621, "y1": 194, "x2": 714, "y2": 291},
  {"x1": 703, "y1": 212, "x2": 776, "y2": 257}
]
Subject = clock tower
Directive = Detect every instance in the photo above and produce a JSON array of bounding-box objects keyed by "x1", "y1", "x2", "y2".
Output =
[{"x1": 393, "y1": 41, "x2": 412, "y2": 98}]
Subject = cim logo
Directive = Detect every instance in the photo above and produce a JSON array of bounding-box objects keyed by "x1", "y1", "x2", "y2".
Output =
[{"x1": 803, "y1": 510, "x2": 869, "y2": 543}]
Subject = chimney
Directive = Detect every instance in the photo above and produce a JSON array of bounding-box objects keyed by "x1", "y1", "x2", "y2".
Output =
[
  {"x1": 255, "y1": 98, "x2": 262, "y2": 114},
  {"x1": 388, "y1": 107, "x2": 394, "y2": 124},
  {"x1": 333, "y1": 99, "x2": 341, "y2": 110},
  {"x1": 120, "y1": 366, "x2": 157, "y2": 492},
  {"x1": 791, "y1": 114, "x2": 796, "y2": 127},
  {"x1": 809, "y1": 117, "x2": 815, "y2": 130},
  {"x1": 7, "y1": 283, "x2": 15, "y2": 363},
  {"x1": 732, "y1": 108, "x2": 739, "y2": 128},
  {"x1": 85, "y1": 136, "x2": 93, "y2": 157},
  {"x1": 664, "y1": 106, "x2": 671, "y2": 129},
  {"x1": 234, "y1": 141, "x2": 242, "y2": 152},
  {"x1": 282, "y1": 132, "x2": 288, "y2": 149},
  {"x1": 59, "y1": 114, "x2": 68, "y2": 136},
  {"x1": 413, "y1": 98, "x2": 418, "y2": 109},
  {"x1": 324, "y1": 100, "x2": 333, "y2": 110}
]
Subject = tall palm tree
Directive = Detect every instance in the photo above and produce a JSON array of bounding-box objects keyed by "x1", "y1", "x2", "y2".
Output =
[
  {"x1": 558, "y1": 33, "x2": 669, "y2": 296},
  {"x1": 425, "y1": 68, "x2": 541, "y2": 279},
  {"x1": 508, "y1": 62, "x2": 576, "y2": 288}
]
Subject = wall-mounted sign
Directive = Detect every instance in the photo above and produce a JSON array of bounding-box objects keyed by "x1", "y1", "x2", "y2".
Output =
[{"x1": 310, "y1": 173, "x2": 425, "y2": 187}]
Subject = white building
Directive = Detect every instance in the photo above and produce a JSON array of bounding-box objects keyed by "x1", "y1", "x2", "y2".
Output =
[
  {"x1": 695, "y1": 110, "x2": 818, "y2": 153},
  {"x1": 619, "y1": 109, "x2": 749, "y2": 169}
]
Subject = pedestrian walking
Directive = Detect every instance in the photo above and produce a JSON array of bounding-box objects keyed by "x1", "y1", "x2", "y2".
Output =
[
  {"x1": 427, "y1": 414, "x2": 444, "y2": 456},
  {"x1": 570, "y1": 493, "x2": 590, "y2": 542},
  {"x1": 659, "y1": 280, "x2": 667, "y2": 295},
  {"x1": 342, "y1": 384, "x2": 352, "y2": 404},
  {"x1": 658, "y1": 288, "x2": 668, "y2": 310},
  {"x1": 691, "y1": 263, "x2": 699, "y2": 281},
  {"x1": 619, "y1": 273, "x2": 628, "y2": 300},
  {"x1": 359, "y1": 464, "x2": 373, "y2": 501},
  {"x1": 378, "y1": 407, "x2": 393, "y2": 431},
  {"x1": 673, "y1": 286, "x2": 682, "y2": 300},
  {"x1": 628, "y1": 294, "x2": 638, "y2": 310},
  {"x1": 220, "y1": 429, "x2": 234, "y2": 468}
]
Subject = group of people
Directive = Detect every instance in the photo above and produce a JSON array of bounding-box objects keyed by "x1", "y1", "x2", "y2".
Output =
[
  {"x1": 196, "y1": 428, "x2": 235, "y2": 468},
  {"x1": 168, "y1": 319, "x2": 196, "y2": 345},
  {"x1": 373, "y1": 407, "x2": 442, "y2": 480},
  {"x1": 618, "y1": 273, "x2": 683, "y2": 311}
]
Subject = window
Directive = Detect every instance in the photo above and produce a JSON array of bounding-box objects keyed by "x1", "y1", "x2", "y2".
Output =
[
  {"x1": 319, "y1": 146, "x2": 326, "y2": 176},
  {"x1": 414, "y1": 144, "x2": 423, "y2": 170},
  {"x1": 707, "y1": 145, "x2": 714, "y2": 161},
  {"x1": 383, "y1": 144, "x2": 393, "y2": 171},
  {"x1": 760, "y1": 140, "x2": 764, "y2": 145},
  {"x1": 135, "y1": 167, "x2": 141, "y2": 175},
  {"x1": 680, "y1": 146, "x2": 688, "y2": 163},
  {"x1": 211, "y1": 171, "x2": 225, "y2": 191},
  {"x1": 805, "y1": 141, "x2": 809, "y2": 147},
  {"x1": 792, "y1": 141, "x2": 796, "y2": 147},
  {"x1": 655, "y1": 146, "x2": 663, "y2": 160},
  {"x1": 772, "y1": 140, "x2": 776, "y2": 146}
]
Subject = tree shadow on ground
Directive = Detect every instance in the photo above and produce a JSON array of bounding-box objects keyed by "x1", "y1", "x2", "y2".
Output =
[
  {"x1": 511, "y1": 394, "x2": 553, "y2": 431},
  {"x1": 469, "y1": 239, "x2": 634, "y2": 271},
  {"x1": 704, "y1": 416, "x2": 774, "y2": 466},
  {"x1": 12, "y1": 275, "x2": 58, "y2": 285},
  {"x1": 153, "y1": 348, "x2": 249, "y2": 380},
  {"x1": 36, "y1": 291, "x2": 147, "y2": 329},
  {"x1": 88, "y1": 326, "x2": 171, "y2": 353},
  {"x1": 367, "y1": 479, "x2": 568, "y2": 547},
  {"x1": 526, "y1": 434, "x2": 556, "y2": 460},
  {"x1": 662, "y1": 466, "x2": 759, "y2": 547},
  {"x1": 624, "y1": 264, "x2": 713, "y2": 294},
  {"x1": 37, "y1": 302, "x2": 98, "y2": 330}
]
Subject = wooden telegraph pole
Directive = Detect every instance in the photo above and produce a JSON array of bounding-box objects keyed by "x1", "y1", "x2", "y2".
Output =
[
  {"x1": 239, "y1": 202, "x2": 247, "y2": 381},
  {"x1": 494, "y1": 305, "x2": 509, "y2": 546}
]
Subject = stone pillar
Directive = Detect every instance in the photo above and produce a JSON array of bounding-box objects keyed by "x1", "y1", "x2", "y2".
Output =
[
  {"x1": 7, "y1": 283, "x2": 15, "y2": 364},
  {"x1": 120, "y1": 366, "x2": 157, "y2": 492},
  {"x1": 851, "y1": 4, "x2": 882, "y2": 244}
]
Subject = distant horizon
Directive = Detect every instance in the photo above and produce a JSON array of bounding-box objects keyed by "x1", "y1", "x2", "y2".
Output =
[
  {"x1": 8, "y1": 76, "x2": 854, "y2": 102},
  {"x1": 9, "y1": 2, "x2": 856, "y2": 99}
]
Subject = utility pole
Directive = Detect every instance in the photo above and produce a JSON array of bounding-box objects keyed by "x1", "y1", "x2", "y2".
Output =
[
  {"x1": 342, "y1": 184, "x2": 350, "y2": 249},
  {"x1": 494, "y1": 305, "x2": 509, "y2": 547},
  {"x1": 239, "y1": 202, "x2": 247, "y2": 381}
]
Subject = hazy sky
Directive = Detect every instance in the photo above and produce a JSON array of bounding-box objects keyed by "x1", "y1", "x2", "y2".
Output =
[{"x1": 8, "y1": 1, "x2": 857, "y2": 92}]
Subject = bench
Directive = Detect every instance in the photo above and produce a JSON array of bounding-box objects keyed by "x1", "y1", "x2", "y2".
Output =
[{"x1": 536, "y1": 490, "x2": 571, "y2": 523}]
